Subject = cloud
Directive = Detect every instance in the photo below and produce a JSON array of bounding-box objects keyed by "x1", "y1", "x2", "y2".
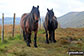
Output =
[
  {"x1": 67, "y1": 0, "x2": 84, "y2": 11},
  {"x1": 0, "y1": 0, "x2": 84, "y2": 18}
]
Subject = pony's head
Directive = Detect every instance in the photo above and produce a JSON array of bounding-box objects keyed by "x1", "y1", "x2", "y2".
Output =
[
  {"x1": 47, "y1": 8, "x2": 54, "y2": 23},
  {"x1": 31, "y1": 5, "x2": 40, "y2": 23}
]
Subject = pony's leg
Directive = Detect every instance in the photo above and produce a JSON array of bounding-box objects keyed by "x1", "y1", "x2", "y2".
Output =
[
  {"x1": 34, "y1": 31, "x2": 38, "y2": 48},
  {"x1": 26, "y1": 33, "x2": 31, "y2": 47},
  {"x1": 49, "y1": 31, "x2": 52, "y2": 42},
  {"x1": 29, "y1": 33, "x2": 31, "y2": 43},
  {"x1": 46, "y1": 30, "x2": 49, "y2": 44},
  {"x1": 23, "y1": 31, "x2": 26, "y2": 41},
  {"x1": 52, "y1": 30, "x2": 56, "y2": 43}
]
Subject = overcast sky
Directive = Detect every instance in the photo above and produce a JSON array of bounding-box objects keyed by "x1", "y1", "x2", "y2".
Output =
[{"x1": 0, "y1": 0, "x2": 84, "y2": 18}]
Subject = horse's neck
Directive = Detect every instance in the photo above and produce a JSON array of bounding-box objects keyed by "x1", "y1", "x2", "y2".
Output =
[
  {"x1": 27, "y1": 13, "x2": 34, "y2": 25},
  {"x1": 45, "y1": 14, "x2": 48, "y2": 22},
  {"x1": 45, "y1": 15, "x2": 57, "y2": 24},
  {"x1": 30, "y1": 13, "x2": 34, "y2": 22}
]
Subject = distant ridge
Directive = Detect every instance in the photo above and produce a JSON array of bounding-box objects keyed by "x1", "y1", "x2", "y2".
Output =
[
  {"x1": 0, "y1": 17, "x2": 21, "y2": 24},
  {"x1": 0, "y1": 17, "x2": 44, "y2": 25},
  {"x1": 58, "y1": 11, "x2": 84, "y2": 28}
]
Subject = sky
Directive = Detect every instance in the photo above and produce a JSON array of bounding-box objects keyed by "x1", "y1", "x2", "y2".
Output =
[{"x1": 0, "y1": 0, "x2": 84, "y2": 18}]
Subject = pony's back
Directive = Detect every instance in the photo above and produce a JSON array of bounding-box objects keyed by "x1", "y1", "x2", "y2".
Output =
[{"x1": 20, "y1": 13, "x2": 28, "y2": 31}]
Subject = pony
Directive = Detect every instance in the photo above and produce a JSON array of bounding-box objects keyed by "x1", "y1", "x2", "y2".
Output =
[
  {"x1": 20, "y1": 6, "x2": 40, "y2": 47},
  {"x1": 43, "y1": 8, "x2": 58, "y2": 44}
]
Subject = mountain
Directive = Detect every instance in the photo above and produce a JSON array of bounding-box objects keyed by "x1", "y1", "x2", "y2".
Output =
[
  {"x1": 0, "y1": 17, "x2": 21, "y2": 24},
  {"x1": 57, "y1": 11, "x2": 84, "y2": 28},
  {"x1": 0, "y1": 17, "x2": 44, "y2": 25}
]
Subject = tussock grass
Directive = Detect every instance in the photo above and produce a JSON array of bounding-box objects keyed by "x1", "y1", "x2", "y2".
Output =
[{"x1": 0, "y1": 25, "x2": 84, "y2": 56}]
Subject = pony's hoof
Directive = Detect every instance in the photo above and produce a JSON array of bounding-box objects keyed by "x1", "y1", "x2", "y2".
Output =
[
  {"x1": 29, "y1": 40, "x2": 32, "y2": 43},
  {"x1": 46, "y1": 41, "x2": 49, "y2": 44},
  {"x1": 49, "y1": 40, "x2": 53, "y2": 43},
  {"x1": 27, "y1": 44, "x2": 31, "y2": 47},
  {"x1": 53, "y1": 40, "x2": 56, "y2": 43},
  {"x1": 34, "y1": 45, "x2": 38, "y2": 48},
  {"x1": 27, "y1": 43, "x2": 31, "y2": 47}
]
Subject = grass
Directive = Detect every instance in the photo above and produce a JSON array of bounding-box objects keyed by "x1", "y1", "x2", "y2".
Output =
[
  {"x1": 0, "y1": 35, "x2": 69, "y2": 56},
  {"x1": 0, "y1": 25, "x2": 84, "y2": 56}
]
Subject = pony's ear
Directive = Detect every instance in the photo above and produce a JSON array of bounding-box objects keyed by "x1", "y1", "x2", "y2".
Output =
[
  {"x1": 37, "y1": 5, "x2": 39, "y2": 9},
  {"x1": 33, "y1": 6, "x2": 35, "y2": 9},
  {"x1": 47, "y1": 8, "x2": 49, "y2": 12},
  {"x1": 52, "y1": 8, "x2": 53, "y2": 11}
]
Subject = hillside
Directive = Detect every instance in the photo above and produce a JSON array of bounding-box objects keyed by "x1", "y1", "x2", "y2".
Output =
[{"x1": 58, "y1": 11, "x2": 84, "y2": 28}]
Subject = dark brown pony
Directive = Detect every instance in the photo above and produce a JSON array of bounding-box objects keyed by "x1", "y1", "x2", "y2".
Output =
[
  {"x1": 20, "y1": 6, "x2": 40, "y2": 47},
  {"x1": 43, "y1": 8, "x2": 58, "y2": 44}
]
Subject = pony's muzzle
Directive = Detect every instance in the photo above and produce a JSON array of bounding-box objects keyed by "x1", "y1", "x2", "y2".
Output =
[
  {"x1": 35, "y1": 20, "x2": 38, "y2": 23},
  {"x1": 35, "y1": 16, "x2": 39, "y2": 23}
]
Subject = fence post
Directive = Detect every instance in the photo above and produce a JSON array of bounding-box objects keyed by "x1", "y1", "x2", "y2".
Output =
[
  {"x1": 1, "y1": 13, "x2": 4, "y2": 43},
  {"x1": 40, "y1": 18, "x2": 41, "y2": 29},
  {"x1": 12, "y1": 13, "x2": 16, "y2": 37}
]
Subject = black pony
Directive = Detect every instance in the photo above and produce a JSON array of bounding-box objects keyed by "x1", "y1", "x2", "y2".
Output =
[
  {"x1": 20, "y1": 6, "x2": 40, "y2": 47},
  {"x1": 43, "y1": 8, "x2": 58, "y2": 44}
]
